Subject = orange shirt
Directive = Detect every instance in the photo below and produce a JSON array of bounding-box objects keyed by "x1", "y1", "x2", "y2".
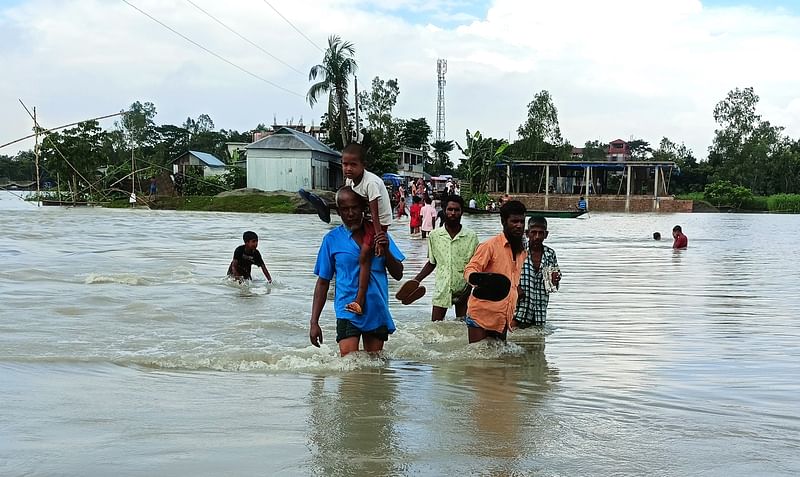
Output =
[{"x1": 464, "y1": 232, "x2": 527, "y2": 333}]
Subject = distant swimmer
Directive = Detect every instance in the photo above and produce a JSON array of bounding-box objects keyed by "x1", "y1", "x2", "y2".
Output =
[
  {"x1": 653, "y1": 232, "x2": 662, "y2": 240},
  {"x1": 577, "y1": 196, "x2": 587, "y2": 212},
  {"x1": 309, "y1": 187, "x2": 405, "y2": 356},
  {"x1": 228, "y1": 231, "x2": 272, "y2": 283},
  {"x1": 672, "y1": 225, "x2": 688, "y2": 249}
]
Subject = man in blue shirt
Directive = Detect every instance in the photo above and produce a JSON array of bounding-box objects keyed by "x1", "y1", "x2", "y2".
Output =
[
  {"x1": 577, "y1": 196, "x2": 587, "y2": 212},
  {"x1": 309, "y1": 187, "x2": 405, "y2": 356}
]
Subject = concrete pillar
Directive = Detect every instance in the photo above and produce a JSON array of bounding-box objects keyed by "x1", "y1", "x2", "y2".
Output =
[
  {"x1": 653, "y1": 165, "x2": 660, "y2": 211},
  {"x1": 544, "y1": 165, "x2": 550, "y2": 210},
  {"x1": 625, "y1": 165, "x2": 632, "y2": 212},
  {"x1": 506, "y1": 164, "x2": 511, "y2": 195},
  {"x1": 584, "y1": 166, "x2": 590, "y2": 209}
]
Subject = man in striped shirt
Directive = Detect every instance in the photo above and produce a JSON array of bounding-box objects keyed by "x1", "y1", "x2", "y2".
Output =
[{"x1": 513, "y1": 216, "x2": 561, "y2": 328}]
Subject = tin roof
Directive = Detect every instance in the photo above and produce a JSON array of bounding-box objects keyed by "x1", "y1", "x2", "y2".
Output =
[
  {"x1": 246, "y1": 127, "x2": 341, "y2": 157},
  {"x1": 189, "y1": 151, "x2": 226, "y2": 167}
]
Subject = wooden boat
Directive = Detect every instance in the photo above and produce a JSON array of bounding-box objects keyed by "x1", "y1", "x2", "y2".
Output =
[{"x1": 465, "y1": 207, "x2": 586, "y2": 218}]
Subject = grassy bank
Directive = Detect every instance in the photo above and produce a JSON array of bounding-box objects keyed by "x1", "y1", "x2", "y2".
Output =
[
  {"x1": 106, "y1": 194, "x2": 296, "y2": 213},
  {"x1": 677, "y1": 192, "x2": 800, "y2": 213}
]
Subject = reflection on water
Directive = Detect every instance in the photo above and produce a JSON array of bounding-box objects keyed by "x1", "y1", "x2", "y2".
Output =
[{"x1": 1, "y1": 192, "x2": 800, "y2": 475}]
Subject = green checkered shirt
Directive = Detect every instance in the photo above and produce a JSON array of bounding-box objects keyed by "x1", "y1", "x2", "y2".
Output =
[{"x1": 514, "y1": 246, "x2": 559, "y2": 327}]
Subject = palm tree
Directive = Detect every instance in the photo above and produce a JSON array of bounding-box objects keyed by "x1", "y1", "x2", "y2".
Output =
[
  {"x1": 307, "y1": 35, "x2": 357, "y2": 148},
  {"x1": 431, "y1": 139, "x2": 454, "y2": 175}
]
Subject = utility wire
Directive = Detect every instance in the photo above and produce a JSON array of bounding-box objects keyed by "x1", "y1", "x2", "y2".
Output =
[
  {"x1": 183, "y1": 0, "x2": 305, "y2": 76},
  {"x1": 120, "y1": 0, "x2": 304, "y2": 97},
  {"x1": 260, "y1": 0, "x2": 324, "y2": 53}
]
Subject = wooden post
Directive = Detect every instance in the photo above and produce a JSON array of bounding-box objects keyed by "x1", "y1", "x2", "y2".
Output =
[
  {"x1": 544, "y1": 164, "x2": 550, "y2": 210},
  {"x1": 653, "y1": 165, "x2": 660, "y2": 211},
  {"x1": 33, "y1": 107, "x2": 41, "y2": 207},
  {"x1": 625, "y1": 165, "x2": 632, "y2": 212},
  {"x1": 505, "y1": 163, "x2": 511, "y2": 195}
]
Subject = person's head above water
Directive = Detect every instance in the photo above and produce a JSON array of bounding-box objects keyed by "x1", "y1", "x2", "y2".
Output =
[
  {"x1": 672, "y1": 225, "x2": 683, "y2": 239},
  {"x1": 341, "y1": 143, "x2": 367, "y2": 181},
  {"x1": 653, "y1": 232, "x2": 661, "y2": 240},
  {"x1": 242, "y1": 230, "x2": 258, "y2": 249},
  {"x1": 442, "y1": 195, "x2": 464, "y2": 227}
]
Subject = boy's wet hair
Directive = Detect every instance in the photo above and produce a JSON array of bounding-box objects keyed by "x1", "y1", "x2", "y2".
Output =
[
  {"x1": 653, "y1": 232, "x2": 662, "y2": 240},
  {"x1": 500, "y1": 200, "x2": 526, "y2": 220},
  {"x1": 342, "y1": 143, "x2": 367, "y2": 163},
  {"x1": 528, "y1": 216, "x2": 548, "y2": 230},
  {"x1": 243, "y1": 231, "x2": 258, "y2": 242},
  {"x1": 672, "y1": 225, "x2": 682, "y2": 232}
]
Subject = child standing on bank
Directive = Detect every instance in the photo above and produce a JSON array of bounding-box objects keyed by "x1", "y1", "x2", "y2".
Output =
[
  {"x1": 227, "y1": 231, "x2": 273, "y2": 283},
  {"x1": 512, "y1": 216, "x2": 560, "y2": 328},
  {"x1": 341, "y1": 143, "x2": 394, "y2": 315}
]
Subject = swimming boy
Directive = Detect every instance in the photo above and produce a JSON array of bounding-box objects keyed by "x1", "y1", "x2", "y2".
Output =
[
  {"x1": 672, "y1": 225, "x2": 688, "y2": 249},
  {"x1": 228, "y1": 231, "x2": 273, "y2": 282},
  {"x1": 513, "y1": 216, "x2": 561, "y2": 328},
  {"x1": 342, "y1": 143, "x2": 394, "y2": 315}
]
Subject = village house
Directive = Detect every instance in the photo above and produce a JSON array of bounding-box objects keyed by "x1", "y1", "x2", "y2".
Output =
[
  {"x1": 397, "y1": 146, "x2": 425, "y2": 180},
  {"x1": 172, "y1": 151, "x2": 227, "y2": 177},
  {"x1": 245, "y1": 127, "x2": 342, "y2": 192}
]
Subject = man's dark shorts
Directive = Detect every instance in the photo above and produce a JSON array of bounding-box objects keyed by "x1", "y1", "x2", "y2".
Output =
[{"x1": 336, "y1": 319, "x2": 390, "y2": 343}]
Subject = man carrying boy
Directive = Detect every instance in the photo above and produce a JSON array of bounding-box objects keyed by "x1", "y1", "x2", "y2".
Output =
[
  {"x1": 309, "y1": 187, "x2": 405, "y2": 356},
  {"x1": 513, "y1": 216, "x2": 561, "y2": 328},
  {"x1": 410, "y1": 195, "x2": 479, "y2": 322},
  {"x1": 463, "y1": 200, "x2": 528, "y2": 343},
  {"x1": 227, "y1": 231, "x2": 273, "y2": 282},
  {"x1": 341, "y1": 143, "x2": 393, "y2": 315}
]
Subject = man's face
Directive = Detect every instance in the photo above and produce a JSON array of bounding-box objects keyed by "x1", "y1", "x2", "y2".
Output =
[
  {"x1": 502, "y1": 214, "x2": 526, "y2": 240},
  {"x1": 341, "y1": 153, "x2": 365, "y2": 180},
  {"x1": 527, "y1": 225, "x2": 548, "y2": 247},
  {"x1": 444, "y1": 201, "x2": 463, "y2": 226},
  {"x1": 245, "y1": 239, "x2": 258, "y2": 250},
  {"x1": 672, "y1": 229, "x2": 679, "y2": 239},
  {"x1": 337, "y1": 191, "x2": 365, "y2": 230}
]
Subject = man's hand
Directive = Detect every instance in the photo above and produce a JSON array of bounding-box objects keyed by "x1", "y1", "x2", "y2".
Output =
[
  {"x1": 510, "y1": 318, "x2": 520, "y2": 331},
  {"x1": 552, "y1": 272, "x2": 561, "y2": 289},
  {"x1": 309, "y1": 322, "x2": 323, "y2": 347}
]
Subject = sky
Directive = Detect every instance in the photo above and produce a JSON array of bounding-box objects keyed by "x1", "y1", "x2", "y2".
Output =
[{"x1": 1, "y1": 0, "x2": 799, "y2": 159}]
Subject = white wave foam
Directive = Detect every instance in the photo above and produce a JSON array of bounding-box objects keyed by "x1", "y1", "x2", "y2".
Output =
[{"x1": 84, "y1": 273, "x2": 148, "y2": 285}]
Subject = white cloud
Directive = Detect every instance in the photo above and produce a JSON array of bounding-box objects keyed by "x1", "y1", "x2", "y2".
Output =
[{"x1": 1, "y1": 0, "x2": 799, "y2": 158}]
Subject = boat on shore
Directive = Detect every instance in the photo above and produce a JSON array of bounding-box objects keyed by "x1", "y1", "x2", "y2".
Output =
[{"x1": 465, "y1": 207, "x2": 586, "y2": 218}]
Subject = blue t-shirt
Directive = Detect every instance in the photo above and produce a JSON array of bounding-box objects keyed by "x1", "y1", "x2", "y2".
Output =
[{"x1": 314, "y1": 225, "x2": 405, "y2": 333}]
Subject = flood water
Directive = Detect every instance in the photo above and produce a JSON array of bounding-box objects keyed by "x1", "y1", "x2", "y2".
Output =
[{"x1": 1, "y1": 191, "x2": 799, "y2": 476}]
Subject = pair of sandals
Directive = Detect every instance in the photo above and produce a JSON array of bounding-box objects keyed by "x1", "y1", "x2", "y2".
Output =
[{"x1": 395, "y1": 272, "x2": 512, "y2": 305}]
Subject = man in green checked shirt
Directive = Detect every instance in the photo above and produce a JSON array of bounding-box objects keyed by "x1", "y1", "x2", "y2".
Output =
[
  {"x1": 512, "y1": 216, "x2": 562, "y2": 329},
  {"x1": 411, "y1": 195, "x2": 479, "y2": 321}
]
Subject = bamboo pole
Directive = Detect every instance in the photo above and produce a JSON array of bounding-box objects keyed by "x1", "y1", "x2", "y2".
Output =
[
  {"x1": 33, "y1": 107, "x2": 41, "y2": 207},
  {"x1": 1, "y1": 111, "x2": 125, "y2": 151}
]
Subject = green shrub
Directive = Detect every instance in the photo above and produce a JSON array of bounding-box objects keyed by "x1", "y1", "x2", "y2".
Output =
[
  {"x1": 677, "y1": 192, "x2": 705, "y2": 201},
  {"x1": 704, "y1": 180, "x2": 753, "y2": 207},
  {"x1": 740, "y1": 195, "x2": 768, "y2": 211},
  {"x1": 767, "y1": 194, "x2": 800, "y2": 213}
]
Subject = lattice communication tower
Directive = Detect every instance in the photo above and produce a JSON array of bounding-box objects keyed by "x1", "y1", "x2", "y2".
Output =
[{"x1": 436, "y1": 59, "x2": 447, "y2": 141}]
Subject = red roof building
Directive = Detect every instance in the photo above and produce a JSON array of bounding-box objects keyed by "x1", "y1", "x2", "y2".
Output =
[{"x1": 607, "y1": 139, "x2": 631, "y2": 161}]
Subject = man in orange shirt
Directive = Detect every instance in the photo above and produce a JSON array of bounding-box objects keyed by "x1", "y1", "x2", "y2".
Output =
[{"x1": 463, "y1": 200, "x2": 528, "y2": 343}]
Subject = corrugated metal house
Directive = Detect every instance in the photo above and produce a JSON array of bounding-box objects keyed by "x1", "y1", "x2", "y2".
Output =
[
  {"x1": 172, "y1": 151, "x2": 227, "y2": 177},
  {"x1": 245, "y1": 127, "x2": 342, "y2": 191}
]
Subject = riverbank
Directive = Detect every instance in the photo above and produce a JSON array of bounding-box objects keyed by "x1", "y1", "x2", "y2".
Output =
[{"x1": 104, "y1": 189, "x2": 334, "y2": 214}]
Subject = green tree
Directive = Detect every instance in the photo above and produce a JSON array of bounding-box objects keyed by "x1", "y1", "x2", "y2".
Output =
[
  {"x1": 430, "y1": 139, "x2": 455, "y2": 176},
  {"x1": 358, "y1": 76, "x2": 399, "y2": 134},
  {"x1": 708, "y1": 86, "x2": 787, "y2": 195},
  {"x1": 516, "y1": 90, "x2": 562, "y2": 160},
  {"x1": 308, "y1": 35, "x2": 358, "y2": 149},
  {"x1": 456, "y1": 130, "x2": 509, "y2": 194},
  {"x1": 627, "y1": 138, "x2": 652, "y2": 160},
  {"x1": 583, "y1": 139, "x2": 608, "y2": 161},
  {"x1": 118, "y1": 101, "x2": 157, "y2": 150},
  {"x1": 399, "y1": 117, "x2": 432, "y2": 150},
  {"x1": 40, "y1": 121, "x2": 109, "y2": 197}
]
